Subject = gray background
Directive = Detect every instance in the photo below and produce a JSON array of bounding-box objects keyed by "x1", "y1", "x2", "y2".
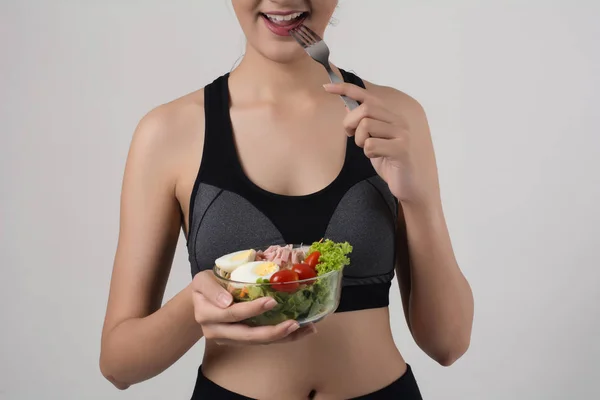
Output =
[{"x1": 1, "y1": 1, "x2": 599, "y2": 399}]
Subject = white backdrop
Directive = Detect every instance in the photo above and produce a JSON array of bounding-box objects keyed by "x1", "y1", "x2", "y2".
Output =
[{"x1": 1, "y1": 1, "x2": 599, "y2": 399}]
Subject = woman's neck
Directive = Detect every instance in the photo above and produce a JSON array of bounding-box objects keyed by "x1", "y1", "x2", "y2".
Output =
[{"x1": 230, "y1": 45, "x2": 335, "y2": 102}]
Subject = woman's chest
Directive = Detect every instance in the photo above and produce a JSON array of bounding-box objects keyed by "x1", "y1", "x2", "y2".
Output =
[
  {"x1": 229, "y1": 102, "x2": 348, "y2": 197},
  {"x1": 187, "y1": 172, "x2": 398, "y2": 283},
  {"x1": 182, "y1": 86, "x2": 399, "y2": 281}
]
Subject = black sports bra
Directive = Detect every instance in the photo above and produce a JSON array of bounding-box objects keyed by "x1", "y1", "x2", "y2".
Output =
[{"x1": 187, "y1": 69, "x2": 400, "y2": 312}]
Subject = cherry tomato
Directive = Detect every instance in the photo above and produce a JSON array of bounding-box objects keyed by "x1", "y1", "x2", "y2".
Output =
[
  {"x1": 269, "y1": 270, "x2": 300, "y2": 292},
  {"x1": 292, "y1": 263, "x2": 317, "y2": 283},
  {"x1": 304, "y1": 251, "x2": 321, "y2": 270}
]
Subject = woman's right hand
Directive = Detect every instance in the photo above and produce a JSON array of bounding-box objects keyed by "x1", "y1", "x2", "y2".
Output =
[{"x1": 191, "y1": 270, "x2": 316, "y2": 346}]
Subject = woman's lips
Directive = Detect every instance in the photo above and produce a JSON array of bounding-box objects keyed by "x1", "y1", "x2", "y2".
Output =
[{"x1": 261, "y1": 13, "x2": 308, "y2": 37}]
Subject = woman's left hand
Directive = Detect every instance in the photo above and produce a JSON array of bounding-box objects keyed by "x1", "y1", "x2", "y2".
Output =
[{"x1": 324, "y1": 83, "x2": 439, "y2": 206}]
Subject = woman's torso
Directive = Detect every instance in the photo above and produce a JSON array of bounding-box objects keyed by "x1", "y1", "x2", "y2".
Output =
[{"x1": 172, "y1": 69, "x2": 407, "y2": 399}]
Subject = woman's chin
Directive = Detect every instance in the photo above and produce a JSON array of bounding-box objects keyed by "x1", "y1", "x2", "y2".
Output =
[{"x1": 253, "y1": 43, "x2": 308, "y2": 65}]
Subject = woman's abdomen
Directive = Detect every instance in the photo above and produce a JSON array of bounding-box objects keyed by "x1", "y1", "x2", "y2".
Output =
[{"x1": 201, "y1": 308, "x2": 406, "y2": 400}]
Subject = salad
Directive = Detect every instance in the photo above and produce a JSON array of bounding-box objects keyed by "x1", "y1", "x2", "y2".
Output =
[{"x1": 213, "y1": 239, "x2": 352, "y2": 326}]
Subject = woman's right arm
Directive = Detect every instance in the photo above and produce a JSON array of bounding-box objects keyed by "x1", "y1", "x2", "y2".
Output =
[
  {"x1": 99, "y1": 107, "x2": 202, "y2": 389},
  {"x1": 100, "y1": 102, "x2": 315, "y2": 389}
]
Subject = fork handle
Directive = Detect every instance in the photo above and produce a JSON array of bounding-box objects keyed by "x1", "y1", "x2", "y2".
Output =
[{"x1": 327, "y1": 68, "x2": 360, "y2": 111}]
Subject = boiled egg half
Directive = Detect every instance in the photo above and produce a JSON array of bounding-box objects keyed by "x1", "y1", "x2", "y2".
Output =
[
  {"x1": 230, "y1": 261, "x2": 280, "y2": 283},
  {"x1": 215, "y1": 249, "x2": 257, "y2": 273}
]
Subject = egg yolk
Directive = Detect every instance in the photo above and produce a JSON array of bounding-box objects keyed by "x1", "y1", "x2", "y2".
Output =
[{"x1": 253, "y1": 262, "x2": 279, "y2": 276}]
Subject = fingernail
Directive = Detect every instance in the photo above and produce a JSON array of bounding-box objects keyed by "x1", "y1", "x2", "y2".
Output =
[
  {"x1": 287, "y1": 322, "x2": 300, "y2": 334},
  {"x1": 323, "y1": 83, "x2": 333, "y2": 90},
  {"x1": 264, "y1": 298, "x2": 277, "y2": 310},
  {"x1": 217, "y1": 293, "x2": 232, "y2": 307}
]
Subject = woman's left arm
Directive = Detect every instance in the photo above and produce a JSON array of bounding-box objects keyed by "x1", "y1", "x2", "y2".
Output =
[
  {"x1": 396, "y1": 186, "x2": 474, "y2": 366},
  {"x1": 325, "y1": 82, "x2": 474, "y2": 366}
]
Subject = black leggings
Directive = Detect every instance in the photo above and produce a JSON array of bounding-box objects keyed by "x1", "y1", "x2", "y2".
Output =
[{"x1": 191, "y1": 364, "x2": 423, "y2": 399}]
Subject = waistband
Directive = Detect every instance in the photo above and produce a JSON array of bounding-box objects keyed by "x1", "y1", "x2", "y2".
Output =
[{"x1": 191, "y1": 363, "x2": 422, "y2": 400}]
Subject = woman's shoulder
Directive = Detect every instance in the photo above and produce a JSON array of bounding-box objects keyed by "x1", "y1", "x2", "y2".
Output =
[
  {"x1": 136, "y1": 88, "x2": 205, "y2": 141},
  {"x1": 131, "y1": 88, "x2": 206, "y2": 157},
  {"x1": 125, "y1": 88, "x2": 207, "y2": 201}
]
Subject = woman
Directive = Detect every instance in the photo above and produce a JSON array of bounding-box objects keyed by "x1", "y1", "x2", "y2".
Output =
[{"x1": 100, "y1": 1, "x2": 474, "y2": 398}]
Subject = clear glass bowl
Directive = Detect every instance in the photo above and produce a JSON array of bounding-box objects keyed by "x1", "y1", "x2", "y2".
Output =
[{"x1": 213, "y1": 245, "x2": 343, "y2": 327}]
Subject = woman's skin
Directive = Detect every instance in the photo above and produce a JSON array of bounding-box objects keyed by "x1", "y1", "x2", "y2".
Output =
[{"x1": 100, "y1": 1, "x2": 474, "y2": 398}]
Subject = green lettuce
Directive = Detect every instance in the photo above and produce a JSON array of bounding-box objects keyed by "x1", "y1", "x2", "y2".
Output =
[
  {"x1": 233, "y1": 277, "x2": 336, "y2": 327},
  {"x1": 308, "y1": 239, "x2": 353, "y2": 275}
]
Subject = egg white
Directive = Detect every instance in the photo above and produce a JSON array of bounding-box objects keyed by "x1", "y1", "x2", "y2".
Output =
[
  {"x1": 215, "y1": 249, "x2": 257, "y2": 273},
  {"x1": 230, "y1": 261, "x2": 280, "y2": 284}
]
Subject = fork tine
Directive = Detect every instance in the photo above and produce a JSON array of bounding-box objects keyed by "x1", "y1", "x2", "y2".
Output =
[
  {"x1": 289, "y1": 29, "x2": 309, "y2": 48},
  {"x1": 298, "y1": 25, "x2": 322, "y2": 43},
  {"x1": 292, "y1": 27, "x2": 316, "y2": 46}
]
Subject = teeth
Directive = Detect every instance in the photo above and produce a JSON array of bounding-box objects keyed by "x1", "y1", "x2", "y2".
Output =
[{"x1": 265, "y1": 12, "x2": 304, "y2": 22}]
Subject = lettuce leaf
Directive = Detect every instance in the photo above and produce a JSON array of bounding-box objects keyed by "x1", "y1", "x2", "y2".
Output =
[{"x1": 308, "y1": 239, "x2": 353, "y2": 275}]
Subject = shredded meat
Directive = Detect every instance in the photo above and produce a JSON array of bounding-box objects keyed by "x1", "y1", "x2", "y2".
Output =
[{"x1": 255, "y1": 244, "x2": 305, "y2": 268}]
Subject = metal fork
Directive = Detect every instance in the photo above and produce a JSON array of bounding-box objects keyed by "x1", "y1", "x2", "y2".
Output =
[{"x1": 290, "y1": 25, "x2": 360, "y2": 111}]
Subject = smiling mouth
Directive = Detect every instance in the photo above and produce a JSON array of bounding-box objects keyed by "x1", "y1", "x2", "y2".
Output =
[{"x1": 260, "y1": 11, "x2": 309, "y2": 27}]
